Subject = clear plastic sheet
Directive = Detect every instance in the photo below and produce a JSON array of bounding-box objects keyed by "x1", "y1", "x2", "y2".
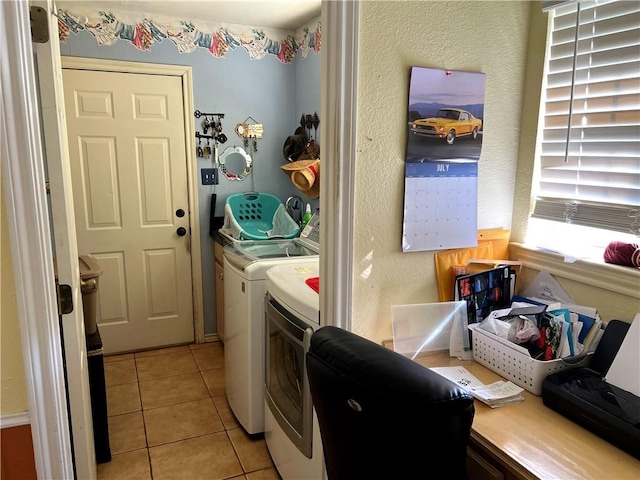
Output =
[{"x1": 391, "y1": 301, "x2": 470, "y2": 360}]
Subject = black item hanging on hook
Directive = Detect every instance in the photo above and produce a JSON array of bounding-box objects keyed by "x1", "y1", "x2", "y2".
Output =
[
  {"x1": 305, "y1": 114, "x2": 313, "y2": 138},
  {"x1": 209, "y1": 194, "x2": 225, "y2": 238},
  {"x1": 203, "y1": 137, "x2": 211, "y2": 159},
  {"x1": 196, "y1": 136, "x2": 204, "y2": 157}
]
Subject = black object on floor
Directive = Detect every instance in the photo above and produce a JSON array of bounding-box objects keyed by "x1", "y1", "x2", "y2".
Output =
[{"x1": 87, "y1": 329, "x2": 111, "y2": 464}]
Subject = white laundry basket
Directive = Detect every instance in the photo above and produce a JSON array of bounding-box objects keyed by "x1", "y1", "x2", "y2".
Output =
[{"x1": 468, "y1": 323, "x2": 591, "y2": 395}]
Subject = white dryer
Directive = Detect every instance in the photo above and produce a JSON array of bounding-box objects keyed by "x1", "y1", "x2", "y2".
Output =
[
  {"x1": 223, "y1": 217, "x2": 319, "y2": 435},
  {"x1": 264, "y1": 260, "x2": 324, "y2": 480}
]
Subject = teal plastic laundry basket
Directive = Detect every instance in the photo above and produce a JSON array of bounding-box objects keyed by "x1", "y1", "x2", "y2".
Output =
[{"x1": 223, "y1": 192, "x2": 299, "y2": 240}]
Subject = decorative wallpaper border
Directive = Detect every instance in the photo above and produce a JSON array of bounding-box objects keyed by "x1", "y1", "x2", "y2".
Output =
[{"x1": 56, "y1": 9, "x2": 321, "y2": 64}]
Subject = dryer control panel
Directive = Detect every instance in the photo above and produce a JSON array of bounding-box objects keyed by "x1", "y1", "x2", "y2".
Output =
[{"x1": 298, "y1": 213, "x2": 320, "y2": 252}]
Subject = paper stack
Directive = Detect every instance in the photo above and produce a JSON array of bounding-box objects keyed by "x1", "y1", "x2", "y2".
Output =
[
  {"x1": 470, "y1": 381, "x2": 525, "y2": 408},
  {"x1": 430, "y1": 366, "x2": 524, "y2": 408}
]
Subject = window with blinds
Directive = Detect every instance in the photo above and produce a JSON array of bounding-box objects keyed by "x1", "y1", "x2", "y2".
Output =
[{"x1": 532, "y1": 0, "x2": 640, "y2": 235}]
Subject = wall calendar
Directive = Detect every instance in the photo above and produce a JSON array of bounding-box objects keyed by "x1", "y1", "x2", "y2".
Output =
[{"x1": 403, "y1": 66, "x2": 486, "y2": 252}]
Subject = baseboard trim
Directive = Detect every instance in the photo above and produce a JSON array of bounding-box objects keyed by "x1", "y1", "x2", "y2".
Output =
[
  {"x1": 1, "y1": 411, "x2": 31, "y2": 429},
  {"x1": 204, "y1": 333, "x2": 220, "y2": 343}
]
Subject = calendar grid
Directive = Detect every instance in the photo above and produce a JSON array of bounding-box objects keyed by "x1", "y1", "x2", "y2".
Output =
[{"x1": 402, "y1": 161, "x2": 477, "y2": 252}]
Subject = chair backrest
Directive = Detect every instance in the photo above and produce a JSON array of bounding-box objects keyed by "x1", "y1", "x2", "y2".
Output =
[{"x1": 306, "y1": 326, "x2": 475, "y2": 480}]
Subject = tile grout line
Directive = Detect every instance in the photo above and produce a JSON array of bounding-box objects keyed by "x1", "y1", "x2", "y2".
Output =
[
  {"x1": 133, "y1": 354, "x2": 154, "y2": 480},
  {"x1": 198, "y1": 349, "x2": 248, "y2": 475},
  {"x1": 225, "y1": 429, "x2": 247, "y2": 475}
]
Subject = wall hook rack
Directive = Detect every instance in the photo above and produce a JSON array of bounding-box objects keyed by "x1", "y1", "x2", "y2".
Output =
[
  {"x1": 195, "y1": 132, "x2": 214, "y2": 140},
  {"x1": 196, "y1": 131, "x2": 227, "y2": 144},
  {"x1": 300, "y1": 112, "x2": 320, "y2": 139},
  {"x1": 235, "y1": 116, "x2": 263, "y2": 152},
  {"x1": 195, "y1": 110, "x2": 227, "y2": 148},
  {"x1": 194, "y1": 110, "x2": 225, "y2": 119}
]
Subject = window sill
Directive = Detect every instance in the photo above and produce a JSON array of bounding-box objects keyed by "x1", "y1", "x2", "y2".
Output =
[{"x1": 509, "y1": 243, "x2": 640, "y2": 299}]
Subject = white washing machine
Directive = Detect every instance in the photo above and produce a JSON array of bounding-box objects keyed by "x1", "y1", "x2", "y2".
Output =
[
  {"x1": 264, "y1": 260, "x2": 325, "y2": 480},
  {"x1": 223, "y1": 216, "x2": 320, "y2": 435}
]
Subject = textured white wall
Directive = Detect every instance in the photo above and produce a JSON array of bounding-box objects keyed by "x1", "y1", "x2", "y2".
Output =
[
  {"x1": 1, "y1": 170, "x2": 29, "y2": 415},
  {"x1": 352, "y1": 1, "x2": 533, "y2": 343}
]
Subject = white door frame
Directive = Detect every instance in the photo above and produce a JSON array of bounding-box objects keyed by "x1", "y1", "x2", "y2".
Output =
[
  {"x1": 320, "y1": 0, "x2": 359, "y2": 331},
  {"x1": 1, "y1": 1, "x2": 75, "y2": 478},
  {"x1": 2, "y1": 0, "x2": 356, "y2": 475},
  {"x1": 61, "y1": 56, "x2": 205, "y2": 346}
]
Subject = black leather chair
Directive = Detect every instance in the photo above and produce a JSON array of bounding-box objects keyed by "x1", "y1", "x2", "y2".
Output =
[{"x1": 306, "y1": 326, "x2": 475, "y2": 480}]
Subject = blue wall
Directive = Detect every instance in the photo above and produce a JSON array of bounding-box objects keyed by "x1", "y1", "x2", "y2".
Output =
[
  {"x1": 59, "y1": 25, "x2": 321, "y2": 335},
  {"x1": 296, "y1": 49, "x2": 322, "y2": 145}
]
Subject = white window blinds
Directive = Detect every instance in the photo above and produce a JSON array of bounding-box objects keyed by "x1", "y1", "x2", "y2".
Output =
[{"x1": 532, "y1": 0, "x2": 640, "y2": 235}]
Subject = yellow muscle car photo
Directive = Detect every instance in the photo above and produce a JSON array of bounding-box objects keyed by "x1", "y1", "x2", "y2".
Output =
[{"x1": 411, "y1": 108, "x2": 482, "y2": 145}]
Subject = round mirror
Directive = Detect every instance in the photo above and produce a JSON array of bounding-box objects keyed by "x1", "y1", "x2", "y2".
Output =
[{"x1": 219, "y1": 146, "x2": 252, "y2": 181}]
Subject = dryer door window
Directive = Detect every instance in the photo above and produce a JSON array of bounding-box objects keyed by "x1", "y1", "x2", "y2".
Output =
[{"x1": 264, "y1": 294, "x2": 313, "y2": 458}]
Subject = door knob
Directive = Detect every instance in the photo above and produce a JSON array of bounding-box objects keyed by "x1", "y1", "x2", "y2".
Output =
[
  {"x1": 176, "y1": 208, "x2": 185, "y2": 217},
  {"x1": 177, "y1": 227, "x2": 187, "y2": 236}
]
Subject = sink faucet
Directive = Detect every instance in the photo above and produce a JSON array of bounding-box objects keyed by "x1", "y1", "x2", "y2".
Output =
[{"x1": 285, "y1": 195, "x2": 303, "y2": 225}]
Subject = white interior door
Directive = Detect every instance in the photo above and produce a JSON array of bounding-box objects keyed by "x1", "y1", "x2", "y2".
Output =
[{"x1": 63, "y1": 67, "x2": 194, "y2": 354}]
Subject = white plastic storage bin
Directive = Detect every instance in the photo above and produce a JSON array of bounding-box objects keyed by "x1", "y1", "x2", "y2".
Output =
[{"x1": 468, "y1": 323, "x2": 590, "y2": 395}]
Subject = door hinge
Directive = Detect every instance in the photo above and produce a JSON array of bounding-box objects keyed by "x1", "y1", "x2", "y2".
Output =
[
  {"x1": 57, "y1": 284, "x2": 74, "y2": 315},
  {"x1": 30, "y1": 6, "x2": 49, "y2": 44}
]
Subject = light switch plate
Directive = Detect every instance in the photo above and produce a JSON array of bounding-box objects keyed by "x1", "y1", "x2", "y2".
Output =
[{"x1": 201, "y1": 168, "x2": 218, "y2": 185}]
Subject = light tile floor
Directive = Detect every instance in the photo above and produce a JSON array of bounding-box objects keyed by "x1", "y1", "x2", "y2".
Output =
[{"x1": 98, "y1": 343, "x2": 281, "y2": 480}]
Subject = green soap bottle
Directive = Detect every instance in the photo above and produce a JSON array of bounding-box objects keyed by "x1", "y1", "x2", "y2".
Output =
[{"x1": 301, "y1": 203, "x2": 312, "y2": 231}]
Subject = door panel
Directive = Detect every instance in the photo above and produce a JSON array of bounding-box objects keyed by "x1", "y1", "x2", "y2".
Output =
[
  {"x1": 80, "y1": 137, "x2": 120, "y2": 228},
  {"x1": 145, "y1": 248, "x2": 179, "y2": 317},
  {"x1": 92, "y1": 252, "x2": 127, "y2": 325},
  {"x1": 63, "y1": 68, "x2": 194, "y2": 353},
  {"x1": 139, "y1": 139, "x2": 172, "y2": 224}
]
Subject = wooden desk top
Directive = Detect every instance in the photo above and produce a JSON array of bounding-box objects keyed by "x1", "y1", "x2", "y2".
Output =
[{"x1": 415, "y1": 354, "x2": 640, "y2": 480}]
